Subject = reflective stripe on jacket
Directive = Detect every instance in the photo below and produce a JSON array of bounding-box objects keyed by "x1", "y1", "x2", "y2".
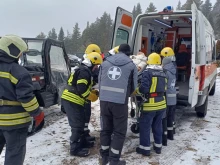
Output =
[
  {"x1": 61, "y1": 65, "x2": 92, "y2": 106},
  {"x1": 0, "y1": 60, "x2": 40, "y2": 130},
  {"x1": 138, "y1": 67, "x2": 167, "y2": 112}
]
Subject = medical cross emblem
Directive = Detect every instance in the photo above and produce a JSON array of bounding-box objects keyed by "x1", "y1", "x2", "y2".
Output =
[{"x1": 107, "y1": 66, "x2": 122, "y2": 80}]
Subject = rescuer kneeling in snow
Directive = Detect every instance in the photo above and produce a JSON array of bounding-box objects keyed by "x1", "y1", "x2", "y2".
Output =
[
  {"x1": 98, "y1": 44, "x2": 138, "y2": 165},
  {"x1": 61, "y1": 52, "x2": 103, "y2": 157},
  {"x1": 0, "y1": 35, "x2": 44, "y2": 165},
  {"x1": 135, "y1": 53, "x2": 167, "y2": 156}
]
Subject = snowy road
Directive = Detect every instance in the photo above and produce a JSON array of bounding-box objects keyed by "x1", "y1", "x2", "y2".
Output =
[{"x1": 1, "y1": 78, "x2": 220, "y2": 165}]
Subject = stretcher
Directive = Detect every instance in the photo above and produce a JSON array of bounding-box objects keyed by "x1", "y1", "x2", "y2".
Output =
[{"x1": 130, "y1": 72, "x2": 147, "y2": 134}]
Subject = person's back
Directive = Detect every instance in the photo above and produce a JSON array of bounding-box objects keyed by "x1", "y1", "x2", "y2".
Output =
[
  {"x1": 0, "y1": 35, "x2": 44, "y2": 165},
  {"x1": 162, "y1": 55, "x2": 177, "y2": 144},
  {"x1": 176, "y1": 44, "x2": 189, "y2": 67},
  {"x1": 136, "y1": 53, "x2": 167, "y2": 157},
  {"x1": 99, "y1": 44, "x2": 138, "y2": 165},
  {"x1": 99, "y1": 52, "x2": 137, "y2": 104}
]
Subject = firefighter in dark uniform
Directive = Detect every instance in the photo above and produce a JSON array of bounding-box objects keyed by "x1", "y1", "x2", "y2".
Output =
[
  {"x1": 0, "y1": 35, "x2": 44, "y2": 165},
  {"x1": 99, "y1": 44, "x2": 138, "y2": 165},
  {"x1": 135, "y1": 53, "x2": 167, "y2": 156},
  {"x1": 61, "y1": 52, "x2": 103, "y2": 157},
  {"x1": 83, "y1": 44, "x2": 102, "y2": 144},
  {"x1": 160, "y1": 47, "x2": 177, "y2": 145}
]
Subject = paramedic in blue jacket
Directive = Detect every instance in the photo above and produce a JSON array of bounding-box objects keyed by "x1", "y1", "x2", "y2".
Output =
[
  {"x1": 99, "y1": 44, "x2": 138, "y2": 165},
  {"x1": 161, "y1": 47, "x2": 177, "y2": 145},
  {"x1": 135, "y1": 53, "x2": 167, "y2": 156}
]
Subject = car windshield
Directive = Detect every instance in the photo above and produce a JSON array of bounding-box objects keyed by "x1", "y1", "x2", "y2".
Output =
[{"x1": 22, "y1": 40, "x2": 43, "y2": 66}]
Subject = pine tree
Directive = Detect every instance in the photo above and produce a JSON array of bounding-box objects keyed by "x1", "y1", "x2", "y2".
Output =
[
  {"x1": 215, "y1": 13, "x2": 220, "y2": 39},
  {"x1": 96, "y1": 12, "x2": 113, "y2": 52},
  {"x1": 212, "y1": 0, "x2": 220, "y2": 37},
  {"x1": 146, "y1": 2, "x2": 157, "y2": 13},
  {"x1": 48, "y1": 28, "x2": 57, "y2": 40},
  {"x1": 132, "y1": 3, "x2": 142, "y2": 22},
  {"x1": 58, "y1": 27, "x2": 65, "y2": 41},
  {"x1": 64, "y1": 30, "x2": 73, "y2": 54},
  {"x1": 176, "y1": 0, "x2": 182, "y2": 10},
  {"x1": 201, "y1": 0, "x2": 212, "y2": 18},
  {"x1": 36, "y1": 32, "x2": 46, "y2": 39},
  {"x1": 132, "y1": 6, "x2": 136, "y2": 19},
  {"x1": 181, "y1": 0, "x2": 203, "y2": 10},
  {"x1": 72, "y1": 23, "x2": 81, "y2": 53},
  {"x1": 136, "y1": 3, "x2": 142, "y2": 17}
]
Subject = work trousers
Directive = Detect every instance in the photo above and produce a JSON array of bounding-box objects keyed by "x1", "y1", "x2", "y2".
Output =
[
  {"x1": 100, "y1": 101, "x2": 128, "y2": 164},
  {"x1": 84, "y1": 101, "x2": 91, "y2": 134},
  {"x1": 139, "y1": 110, "x2": 165, "y2": 155},
  {"x1": 0, "y1": 127, "x2": 28, "y2": 165},
  {"x1": 162, "y1": 105, "x2": 176, "y2": 144},
  {"x1": 61, "y1": 99, "x2": 85, "y2": 152}
]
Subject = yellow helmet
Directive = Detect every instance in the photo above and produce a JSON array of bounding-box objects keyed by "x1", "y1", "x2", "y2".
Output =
[
  {"x1": 108, "y1": 46, "x2": 119, "y2": 55},
  {"x1": 0, "y1": 35, "x2": 27, "y2": 59},
  {"x1": 86, "y1": 52, "x2": 103, "y2": 65},
  {"x1": 147, "y1": 53, "x2": 161, "y2": 65},
  {"x1": 85, "y1": 44, "x2": 101, "y2": 54},
  {"x1": 160, "y1": 47, "x2": 175, "y2": 57}
]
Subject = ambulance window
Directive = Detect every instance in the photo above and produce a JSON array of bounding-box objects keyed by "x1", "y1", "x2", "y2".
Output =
[{"x1": 115, "y1": 29, "x2": 129, "y2": 47}]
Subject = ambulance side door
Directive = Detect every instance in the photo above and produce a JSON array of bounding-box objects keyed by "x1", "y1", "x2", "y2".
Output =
[{"x1": 111, "y1": 7, "x2": 133, "y2": 48}]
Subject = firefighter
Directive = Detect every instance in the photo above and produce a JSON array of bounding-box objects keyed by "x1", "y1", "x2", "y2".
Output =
[
  {"x1": 135, "y1": 53, "x2": 167, "y2": 156},
  {"x1": 99, "y1": 44, "x2": 138, "y2": 165},
  {"x1": 84, "y1": 44, "x2": 102, "y2": 144},
  {"x1": 160, "y1": 47, "x2": 177, "y2": 145},
  {"x1": 0, "y1": 35, "x2": 44, "y2": 165},
  {"x1": 103, "y1": 45, "x2": 119, "y2": 60},
  {"x1": 61, "y1": 51, "x2": 103, "y2": 157}
]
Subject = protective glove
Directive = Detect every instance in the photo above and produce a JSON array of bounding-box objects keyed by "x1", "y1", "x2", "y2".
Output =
[
  {"x1": 91, "y1": 89, "x2": 99, "y2": 96},
  {"x1": 34, "y1": 111, "x2": 45, "y2": 128},
  {"x1": 87, "y1": 91, "x2": 98, "y2": 102}
]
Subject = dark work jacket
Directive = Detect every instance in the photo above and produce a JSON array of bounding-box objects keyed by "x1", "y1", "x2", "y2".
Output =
[{"x1": 0, "y1": 52, "x2": 41, "y2": 130}]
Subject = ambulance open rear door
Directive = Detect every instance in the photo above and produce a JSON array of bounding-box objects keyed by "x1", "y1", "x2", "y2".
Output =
[
  {"x1": 189, "y1": 2, "x2": 206, "y2": 107},
  {"x1": 111, "y1": 7, "x2": 133, "y2": 48}
]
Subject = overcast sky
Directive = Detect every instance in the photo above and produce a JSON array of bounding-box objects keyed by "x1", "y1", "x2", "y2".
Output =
[{"x1": 0, "y1": 0, "x2": 216, "y2": 37}]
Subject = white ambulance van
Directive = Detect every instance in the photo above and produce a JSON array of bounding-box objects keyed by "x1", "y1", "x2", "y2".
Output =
[{"x1": 112, "y1": 3, "x2": 217, "y2": 117}]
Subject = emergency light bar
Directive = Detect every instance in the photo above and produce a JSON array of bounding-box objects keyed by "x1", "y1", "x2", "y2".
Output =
[{"x1": 154, "y1": 19, "x2": 172, "y2": 28}]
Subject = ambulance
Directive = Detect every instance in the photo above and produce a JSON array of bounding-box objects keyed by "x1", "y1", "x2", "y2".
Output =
[{"x1": 111, "y1": 3, "x2": 217, "y2": 117}]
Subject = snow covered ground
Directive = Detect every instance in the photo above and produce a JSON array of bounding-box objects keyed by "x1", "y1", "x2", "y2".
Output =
[{"x1": 1, "y1": 77, "x2": 220, "y2": 165}]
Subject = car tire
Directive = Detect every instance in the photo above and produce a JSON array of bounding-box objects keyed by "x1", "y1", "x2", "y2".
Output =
[
  {"x1": 195, "y1": 96, "x2": 208, "y2": 118},
  {"x1": 209, "y1": 82, "x2": 216, "y2": 96}
]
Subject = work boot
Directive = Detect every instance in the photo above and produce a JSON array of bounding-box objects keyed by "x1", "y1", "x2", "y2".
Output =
[
  {"x1": 82, "y1": 140, "x2": 95, "y2": 148},
  {"x1": 85, "y1": 134, "x2": 96, "y2": 142},
  {"x1": 136, "y1": 147, "x2": 150, "y2": 156},
  {"x1": 167, "y1": 130, "x2": 174, "y2": 140},
  {"x1": 70, "y1": 148, "x2": 90, "y2": 157},
  {"x1": 162, "y1": 134, "x2": 167, "y2": 146},
  {"x1": 84, "y1": 130, "x2": 96, "y2": 142},
  {"x1": 100, "y1": 156, "x2": 109, "y2": 165},
  {"x1": 173, "y1": 122, "x2": 176, "y2": 134},
  {"x1": 109, "y1": 160, "x2": 126, "y2": 165},
  {"x1": 153, "y1": 145, "x2": 161, "y2": 154}
]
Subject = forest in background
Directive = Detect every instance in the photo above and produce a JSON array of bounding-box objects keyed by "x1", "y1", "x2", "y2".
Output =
[{"x1": 36, "y1": 0, "x2": 220, "y2": 54}]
